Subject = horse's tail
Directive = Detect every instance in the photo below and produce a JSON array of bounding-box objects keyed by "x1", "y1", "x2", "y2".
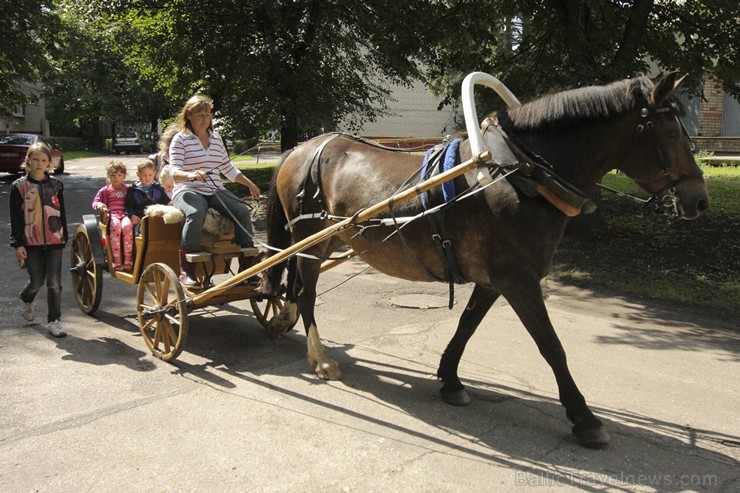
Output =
[{"x1": 258, "y1": 155, "x2": 292, "y2": 296}]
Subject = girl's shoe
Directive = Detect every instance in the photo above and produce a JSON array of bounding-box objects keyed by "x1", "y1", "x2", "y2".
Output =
[
  {"x1": 47, "y1": 320, "x2": 66, "y2": 338},
  {"x1": 20, "y1": 300, "x2": 34, "y2": 322}
]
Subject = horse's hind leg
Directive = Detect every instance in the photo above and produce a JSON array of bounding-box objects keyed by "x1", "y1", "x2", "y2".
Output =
[
  {"x1": 504, "y1": 279, "x2": 610, "y2": 448},
  {"x1": 438, "y1": 284, "x2": 500, "y2": 406},
  {"x1": 295, "y1": 256, "x2": 341, "y2": 380}
]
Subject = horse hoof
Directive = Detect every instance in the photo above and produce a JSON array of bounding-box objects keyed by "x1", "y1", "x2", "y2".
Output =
[
  {"x1": 266, "y1": 326, "x2": 283, "y2": 340},
  {"x1": 440, "y1": 388, "x2": 471, "y2": 407},
  {"x1": 315, "y1": 361, "x2": 342, "y2": 381},
  {"x1": 573, "y1": 424, "x2": 611, "y2": 448}
]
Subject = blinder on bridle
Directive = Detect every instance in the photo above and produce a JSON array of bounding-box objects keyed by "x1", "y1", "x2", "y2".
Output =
[{"x1": 624, "y1": 102, "x2": 703, "y2": 219}]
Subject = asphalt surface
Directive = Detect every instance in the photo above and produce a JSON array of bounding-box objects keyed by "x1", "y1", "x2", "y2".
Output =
[{"x1": 1, "y1": 156, "x2": 738, "y2": 492}]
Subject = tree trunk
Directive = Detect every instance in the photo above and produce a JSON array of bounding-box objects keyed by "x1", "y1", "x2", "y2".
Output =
[
  {"x1": 610, "y1": 0, "x2": 654, "y2": 78},
  {"x1": 90, "y1": 116, "x2": 101, "y2": 151},
  {"x1": 111, "y1": 122, "x2": 117, "y2": 152},
  {"x1": 280, "y1": 106, "x2": 299, "y2": 152}
]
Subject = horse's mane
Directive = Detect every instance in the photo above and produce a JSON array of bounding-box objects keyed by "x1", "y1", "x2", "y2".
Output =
[{"x1": 500, "y1": 77, "x2": 655, "y2": 130}]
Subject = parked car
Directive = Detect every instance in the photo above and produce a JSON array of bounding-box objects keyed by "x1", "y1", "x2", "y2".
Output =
[
  {"x1": 114, "y1": 132, "x2": 151, "y2": 154},
  {"x1": 0, "y1": 133, "x2": 64, "y2": 175}
]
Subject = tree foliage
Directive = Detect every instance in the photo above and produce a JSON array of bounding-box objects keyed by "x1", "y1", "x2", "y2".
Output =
[
  {"x1": 43, "y1": 2, "x2": 173, "y2": 148},
  {"x1": 19, "y1": 1, "x2": 739, "y2": 147},
  {"x1": 84, "y1": 0, "x2": 434, "y2": 150},
  {"x1": 0, "y1": 1, "x2": 60, "y2": 114},
  {"x1": 422, "y1": 0, "x2": 739, "y2": 116}
]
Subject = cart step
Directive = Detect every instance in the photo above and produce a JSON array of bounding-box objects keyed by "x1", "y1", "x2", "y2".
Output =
[{"x1": 186, "y1": 247, "x2": 259, "y2": 263}]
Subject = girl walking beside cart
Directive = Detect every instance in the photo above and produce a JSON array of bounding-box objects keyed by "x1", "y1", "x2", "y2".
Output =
[
  {"x1": 92, "y1": 161, "x2": 133, "y2": 271},
  {"x1": 9, "y1": 142, "x2": 69, "y2": 337}
]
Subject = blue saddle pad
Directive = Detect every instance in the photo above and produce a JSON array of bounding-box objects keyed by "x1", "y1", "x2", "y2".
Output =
[{"x1": 421, "y1": 139, "x2": 460, "y2": 210}]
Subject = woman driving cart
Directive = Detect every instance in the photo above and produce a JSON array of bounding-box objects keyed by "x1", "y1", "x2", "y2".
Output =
[{"x1": 167, "y1": 94, "x2": 261, "y2": 288}]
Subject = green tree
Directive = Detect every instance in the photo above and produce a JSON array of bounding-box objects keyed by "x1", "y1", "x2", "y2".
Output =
[
  {"x1": 0, "y1": 1, "x2": 60, "y2": 114},
  {"x1": 87, "y1": 0, "x2": 433, "y2": 151},
  {"x1": 44, "y1": 3, "x2": 174, "y2": 149},
  {"x1": 423, "y1": 0, "x2": 739, "y2": 116}
]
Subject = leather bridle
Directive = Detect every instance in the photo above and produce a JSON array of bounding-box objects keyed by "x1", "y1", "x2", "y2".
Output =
[{"x1": 621, "y1": 104, "x2": 704, "y2": 219}]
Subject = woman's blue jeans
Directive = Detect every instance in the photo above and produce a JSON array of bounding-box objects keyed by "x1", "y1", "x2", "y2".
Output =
[{"x1": 173, "y1": 189, "x2": 254, "y2": 251}]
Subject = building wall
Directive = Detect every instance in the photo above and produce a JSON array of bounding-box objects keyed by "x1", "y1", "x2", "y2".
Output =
[
  {"x1": 340, "y1": 79, "x2": 460, "y2": 140},
  {"x1": 699, "y1": 78, "x2": 724, "y2": 137},
  {"x1": 0, "y1": 82, "x2": 48, "y2": 135},
  {"x1": 695, "y1": 78, "x2": 740, "y2": 154}
]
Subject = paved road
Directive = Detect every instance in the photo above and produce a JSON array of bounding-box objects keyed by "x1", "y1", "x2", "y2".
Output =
[{"x1": 0, "y1": 160, "x2": 738, "y2": 492}]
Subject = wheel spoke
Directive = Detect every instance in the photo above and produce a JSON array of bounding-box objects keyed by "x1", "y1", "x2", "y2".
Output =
[
  {"x1": 153, "y1": 323, "x2": 162, "y2": 349},
  {"x1": 141, "y1": 317, "x2": 156, "y2": 331},
  {"x1": 161, "y1": 321, "x2": 173, "y2": 353},
  {"x1": 81, "y1": 277, "x2": 92, "y2": 301},
  {"x1": 143, "y1": 283, "x2": 158, "y2": 305},
  {"x1": 161, "y1": 276, "x2": 171, "y2": 301}
]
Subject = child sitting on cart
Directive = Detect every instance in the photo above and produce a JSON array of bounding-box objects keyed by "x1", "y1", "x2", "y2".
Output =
[
  {"x1": 126, "y1": 158, "x2": 171, "y2": 235},
  {"x1": 92, "y1": 161, "x2": 133, "y2": 271},
  {"x1": 158, "y1": 165, "x2": 175, "y2": 198}
]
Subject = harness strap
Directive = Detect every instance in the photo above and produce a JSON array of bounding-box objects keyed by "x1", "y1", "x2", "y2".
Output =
[
  {"x1": 284, "y1": 211, "x2": 350, "y2": 230},
  {"x1": 297, "y1": 133, "x2": 341, "y2": 218},
  {"x1": 429, "y1": 211, "x2": 467, "y2": 309}
]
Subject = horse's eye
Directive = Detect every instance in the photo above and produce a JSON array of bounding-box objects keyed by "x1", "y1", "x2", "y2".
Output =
[{"x1": 666, "y1": 130, "x2": 679, "y2": 139}]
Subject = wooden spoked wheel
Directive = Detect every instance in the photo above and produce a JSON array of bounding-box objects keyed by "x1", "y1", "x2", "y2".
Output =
[
  {"x1": 70, "y1": 225, "x2": 103, "y2": 314},
  {"x1": 250, "y1": 293, "x2": 286, "y2": 330},
  {"x1": 137, "y1": 263, "x2": 190, "y2": 361}
]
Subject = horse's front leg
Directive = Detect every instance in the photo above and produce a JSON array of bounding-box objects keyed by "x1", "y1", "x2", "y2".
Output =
[
  {"x1": 504, "y1": 279, "x2": 610, "y2": 448},
  {"x1": 267, "y1": 258, "x2": 300, "y2": 338},
  {"x1": 438, "y1": 284, "x2": 500, "y2": 406},
  {"x1": 296, "y1": 257, "x2": 342, "y2": 380}
]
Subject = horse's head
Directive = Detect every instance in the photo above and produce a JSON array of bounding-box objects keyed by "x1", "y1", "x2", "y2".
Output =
[{"x1": 620, "y1": 73, "x2": 709, "y2": 220}]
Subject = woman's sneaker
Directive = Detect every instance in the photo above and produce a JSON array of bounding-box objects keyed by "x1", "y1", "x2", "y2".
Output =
[
  {"x1": 47, "y1": 320, "x2": 66, "y2": 338},
  {"x1": 20, "y1": 300, "x2": 34, "y2": 322}
]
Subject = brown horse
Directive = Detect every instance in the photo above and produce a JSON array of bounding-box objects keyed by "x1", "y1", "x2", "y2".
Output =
[{"x1": 259, "y1": 73, "x2": 708, "y2": 448}]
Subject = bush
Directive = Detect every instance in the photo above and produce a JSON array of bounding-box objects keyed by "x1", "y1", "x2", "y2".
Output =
[
  {"x1": 231, "y1": 138, "x2": 260, "y2": 155},
  {"x1": 47, "y1": 136, "x2": 90, "y2": 151}
]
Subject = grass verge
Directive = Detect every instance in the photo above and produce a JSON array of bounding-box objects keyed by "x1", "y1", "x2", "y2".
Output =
[{"x1": 551, "y1": 165, "x2": 739, "y2": 316}]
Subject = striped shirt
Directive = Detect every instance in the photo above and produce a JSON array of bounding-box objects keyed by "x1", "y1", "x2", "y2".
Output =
[{"x1": 169, "y1": 130, "x2": 241, "y2": 198}]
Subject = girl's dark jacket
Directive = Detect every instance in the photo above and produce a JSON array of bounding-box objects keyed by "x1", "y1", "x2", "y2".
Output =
[{"x1": 10, "y1": 174, "x2": 69, "y2": 249}]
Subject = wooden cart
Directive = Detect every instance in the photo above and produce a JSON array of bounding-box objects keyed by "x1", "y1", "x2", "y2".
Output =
[{"x1": 69, "y1": 213, "x2": 286, "y2": 361}]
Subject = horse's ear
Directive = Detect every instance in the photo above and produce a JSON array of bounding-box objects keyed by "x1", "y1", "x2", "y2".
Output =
[{"x1": 652, "y1": 71, "x2": 687, "y2": 105}]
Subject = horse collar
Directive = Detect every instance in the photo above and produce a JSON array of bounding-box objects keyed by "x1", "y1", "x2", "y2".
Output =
[{"x1": 484, "y1": 115, "x2": 597, "y2": 217}]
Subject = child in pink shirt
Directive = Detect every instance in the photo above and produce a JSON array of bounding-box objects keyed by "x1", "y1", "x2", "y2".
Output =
[{"x1": 92, "y1": 161, "x2": 134, "y2": 271}]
